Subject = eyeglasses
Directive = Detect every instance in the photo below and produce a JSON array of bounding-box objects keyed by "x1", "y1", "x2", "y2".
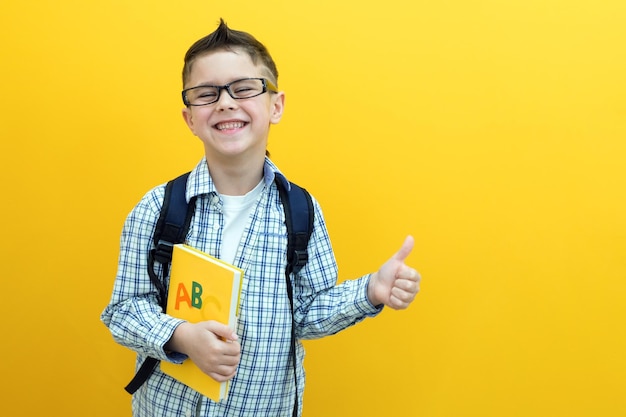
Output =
[{"x1": 182, "y1": 78, "x2": 278, "y2": 106}]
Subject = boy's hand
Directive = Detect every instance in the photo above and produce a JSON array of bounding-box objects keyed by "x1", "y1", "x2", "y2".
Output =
[
  {"x1": 367, "y1": 235, "x2": 421, "y2": 309},
  {"x1": 167, "y1": 321, "x2": 241, "y2": 382}
]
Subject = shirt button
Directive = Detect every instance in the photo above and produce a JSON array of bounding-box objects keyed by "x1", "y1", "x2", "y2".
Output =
[
  {"x1": 213, "y1": 223, "x2": 220, "y2": 230},
  {"x1": 185, "y1": 411, "x2": 192, "y2": 417},
  {"x1": 210, "y1": 195, "x2": 220, "y2": 205}
]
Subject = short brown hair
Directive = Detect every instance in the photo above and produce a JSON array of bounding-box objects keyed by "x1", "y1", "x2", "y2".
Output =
[{"x1": 182, "y1": 19, "x2": 279, "y2": 87}]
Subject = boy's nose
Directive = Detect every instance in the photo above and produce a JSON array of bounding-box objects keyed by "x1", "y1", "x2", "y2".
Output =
[{"x1": 215, "y1": 88, "x2": 238, "y2": 110}]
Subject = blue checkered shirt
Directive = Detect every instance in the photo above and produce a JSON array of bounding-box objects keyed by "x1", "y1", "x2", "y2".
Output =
[{"x1": 101, "y1": 158, "x2": 382, "y2": 417}]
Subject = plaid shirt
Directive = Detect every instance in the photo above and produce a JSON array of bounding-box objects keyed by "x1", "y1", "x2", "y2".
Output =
[{"x1": 101, "y1": 158, "x2": 382, "y2": 417}]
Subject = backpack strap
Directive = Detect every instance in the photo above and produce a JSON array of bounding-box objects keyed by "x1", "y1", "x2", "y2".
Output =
[
  {"x1": 124, "y1": 172, "x2": 196, "y2": 394},
  {"x1": 275, "y1": 175, "x2": 314, "y2": 276},
  {"x1": 275, "y1": 174, "x2": 314, "y2": 417},
  {"x1": 148, "y1": 172, "x2": 196, "y2": 309}
]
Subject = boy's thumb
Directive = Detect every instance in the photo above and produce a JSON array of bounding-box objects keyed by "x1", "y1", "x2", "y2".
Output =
[{"x1": 392, "y1": 235, "x2": 415, "y2": 263}]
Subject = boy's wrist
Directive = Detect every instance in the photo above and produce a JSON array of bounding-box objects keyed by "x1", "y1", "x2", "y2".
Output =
[
  {"x1": 367, "y1": 273, "x2": 382, "y2": 306},
  {"x1": 164, "y1": 321, "x2": 191, "y2": 355}
]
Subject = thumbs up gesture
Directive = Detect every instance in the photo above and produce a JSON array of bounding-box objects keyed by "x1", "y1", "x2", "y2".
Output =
[{"x1": 367, "y1": 236, "x2": 421, "y2": 310}]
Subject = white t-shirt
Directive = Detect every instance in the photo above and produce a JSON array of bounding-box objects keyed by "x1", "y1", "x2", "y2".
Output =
[{"x1": 219, "y1": 180, "x2": 264, "y2": 265}]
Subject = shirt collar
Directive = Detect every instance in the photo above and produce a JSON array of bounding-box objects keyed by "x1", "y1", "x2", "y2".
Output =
[{"x1": 185, "y1": 157, "x2": 289, "y2": 202}]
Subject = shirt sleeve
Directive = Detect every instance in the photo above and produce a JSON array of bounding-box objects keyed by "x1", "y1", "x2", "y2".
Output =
[
  {"x1": 292, "y1": 196, "x2": 383, "y2": 340},
  {"x1": 100, "y1": 185, "x2": 187, "y2": 363}
]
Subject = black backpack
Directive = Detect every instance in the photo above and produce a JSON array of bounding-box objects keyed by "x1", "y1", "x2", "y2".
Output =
[{"x1": 124, "y1": 171, "x2": 313, "y2": 415}]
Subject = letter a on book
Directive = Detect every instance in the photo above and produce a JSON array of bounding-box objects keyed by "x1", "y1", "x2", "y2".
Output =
[{"x1": 161, "y1": 244, "x2": 243, "y2": 402}]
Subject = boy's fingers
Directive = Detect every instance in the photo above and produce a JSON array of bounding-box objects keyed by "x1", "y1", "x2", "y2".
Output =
[{"x1": 201, "y1": 320, "x2": 239, "y2": 341}]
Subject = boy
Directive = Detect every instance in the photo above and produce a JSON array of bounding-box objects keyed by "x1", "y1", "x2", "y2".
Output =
[{"x1": 101, "y1": 19, "x2": 421, "y2": 417}]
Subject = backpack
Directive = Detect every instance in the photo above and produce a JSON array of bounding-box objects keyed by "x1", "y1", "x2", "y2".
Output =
[{"x1": 124, "y1": 171, "x2": 313, "y2": 413}]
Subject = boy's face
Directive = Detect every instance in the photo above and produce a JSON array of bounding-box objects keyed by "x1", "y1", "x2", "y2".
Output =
[{"x1": 182, "y1": 49, "x2": 284, "y2": 163}]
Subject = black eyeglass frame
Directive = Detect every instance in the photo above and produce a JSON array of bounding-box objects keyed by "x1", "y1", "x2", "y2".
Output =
[{"x1": 182, "y1": 77, "x2": 278, "y2": 107}]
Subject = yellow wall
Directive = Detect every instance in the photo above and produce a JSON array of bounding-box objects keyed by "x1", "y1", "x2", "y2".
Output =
[{"x1": 1, "y1": 1, "x2": 624, "y2": 416}]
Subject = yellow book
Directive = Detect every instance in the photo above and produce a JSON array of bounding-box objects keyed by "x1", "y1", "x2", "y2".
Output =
[{"x1": 160, "y1": 244, "x2": 243, "y2": 402}]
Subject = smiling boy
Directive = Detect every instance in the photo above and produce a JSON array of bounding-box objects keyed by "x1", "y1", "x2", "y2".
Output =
[{"x1": 102, "y1": 19, "x2": 421, "y2": 417}]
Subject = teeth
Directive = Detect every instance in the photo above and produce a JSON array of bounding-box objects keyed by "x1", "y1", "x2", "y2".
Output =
[{"x1": 216, "y1": 121, "x2": 245, "y2": 130}]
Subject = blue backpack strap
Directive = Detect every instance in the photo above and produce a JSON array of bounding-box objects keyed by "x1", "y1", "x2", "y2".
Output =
[
  {"x1": 275, "y1": 176, "x2": 314, "y2": 276},
  {"x1": 125, "y1": 172, "x2": 195, "y2": 395},
  {"x1": 275, "y1": 173, "x2": 314, "y2": 417},
  {"x1": 148, "y1": 172, "x2": 196, "y2": 309}
]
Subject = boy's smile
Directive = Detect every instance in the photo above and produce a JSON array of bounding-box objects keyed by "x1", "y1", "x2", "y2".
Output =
[
  {"x1": 182, "y1": 50, "x2": 284, "y2": 163},
  {"x1": 215, "y1": 120, "x2": 247, "y2": 132}
]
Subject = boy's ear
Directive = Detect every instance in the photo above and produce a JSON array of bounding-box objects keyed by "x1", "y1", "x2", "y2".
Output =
[
  {"x1": 182, "y1": 107, "x2": 196, "y2": 134},
  {"x1": 270, "y1": 91, "x2": 285, "y2": 124}
]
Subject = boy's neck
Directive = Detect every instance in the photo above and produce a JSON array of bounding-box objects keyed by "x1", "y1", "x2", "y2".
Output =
[{"x1": 205, "y1": 153, "x2": 265, "y2": 196}]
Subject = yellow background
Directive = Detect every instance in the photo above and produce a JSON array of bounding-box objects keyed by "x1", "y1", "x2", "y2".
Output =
[{"x1": 1, "y1": 1, "x2": 624, "y2": 416}]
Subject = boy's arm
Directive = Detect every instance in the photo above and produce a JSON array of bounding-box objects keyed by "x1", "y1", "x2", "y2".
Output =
[
  {"x1": 101, "y1": 187, "x2": 183, "y2": 361},
  {"x1": 101, "y1": 186, "x2": 241, "y2": 380},
  {"x1": 292, "y1": 201, "x2": 420, "y2": 339}
]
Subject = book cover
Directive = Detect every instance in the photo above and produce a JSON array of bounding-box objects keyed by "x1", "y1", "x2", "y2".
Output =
[{"x1": 160, "y1": 244, "x2": 244, "y2": 402}]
